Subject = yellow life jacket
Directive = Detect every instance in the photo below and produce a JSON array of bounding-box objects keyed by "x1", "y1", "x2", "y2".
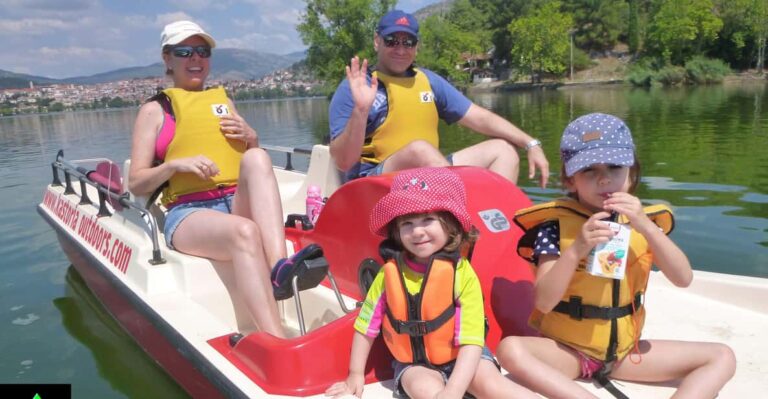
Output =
[
  {"x1": 361, "y1": 68, "x2": 440, "y2": 164},
  {"x1": 513, "y1": 199, "x2": 674, "y2": 362},
  {"x1": 382, "y1": 252, "x2": 459, "y2": 366},
  {"x1": 161, "y1": 87, "x2": 245, "y2": 206}
]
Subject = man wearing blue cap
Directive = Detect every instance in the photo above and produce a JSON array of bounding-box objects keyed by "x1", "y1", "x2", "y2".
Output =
[{"x1": 328, "y1": 9, "x2": 550, "y2": 187}]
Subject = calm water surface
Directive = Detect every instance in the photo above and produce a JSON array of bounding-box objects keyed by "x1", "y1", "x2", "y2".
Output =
[{"x1": 1, "y1": 85, "x2": 766, "y2": 397}]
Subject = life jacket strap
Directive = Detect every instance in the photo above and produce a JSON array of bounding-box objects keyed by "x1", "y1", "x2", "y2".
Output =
[
  {"x1": 555, "y1": 293, "x2": 643, "y2": 321},
  {"x1": 387, "y1": 304, "x2": 455, "y2": 337},
  {"x1": 594, "y1": 361, "x2": 630, "y2": 399}
]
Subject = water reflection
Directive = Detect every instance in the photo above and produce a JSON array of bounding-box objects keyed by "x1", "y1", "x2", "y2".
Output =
[{"x1": 53, "y1": 268, "x2": 188, "y2": 398}]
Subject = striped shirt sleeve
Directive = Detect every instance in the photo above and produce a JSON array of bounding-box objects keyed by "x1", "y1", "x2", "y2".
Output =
[{"x1": 353, "y1": 267, "x2": 388, "y2": 337}]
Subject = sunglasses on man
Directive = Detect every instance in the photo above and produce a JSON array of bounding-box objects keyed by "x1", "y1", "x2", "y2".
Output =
[
  {"x1": 382, "y1": 35, "x2": 418, "y2": 49},
  {"x1": 167, "y1": 45, "x2": 212, "y2": 58}
]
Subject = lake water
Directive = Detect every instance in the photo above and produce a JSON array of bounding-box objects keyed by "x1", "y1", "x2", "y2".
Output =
[{"x1": 1, "y1": 84, "x2": 766, "y2": 397}]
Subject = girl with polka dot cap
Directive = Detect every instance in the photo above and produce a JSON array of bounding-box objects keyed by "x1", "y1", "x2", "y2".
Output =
[{"x1": 495, "y1": 113, "x2": 735, "y2": 398}]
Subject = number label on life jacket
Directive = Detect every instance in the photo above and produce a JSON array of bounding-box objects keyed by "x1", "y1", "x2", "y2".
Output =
[{"x1": 211, "y1": 104, "x2": 230, "y2": 116}]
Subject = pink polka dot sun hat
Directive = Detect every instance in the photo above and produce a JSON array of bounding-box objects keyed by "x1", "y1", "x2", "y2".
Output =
[{"x1": 369, "y1": 167, "x2": 472, "y2": 237}]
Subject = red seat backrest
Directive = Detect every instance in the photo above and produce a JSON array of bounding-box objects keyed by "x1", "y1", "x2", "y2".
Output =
[
  {"x1": 87, "y1": 161, "x2": 124, "y2": 211},
  {"x1": 304, "y1": 166, "x2": 538, "y2": 348}
]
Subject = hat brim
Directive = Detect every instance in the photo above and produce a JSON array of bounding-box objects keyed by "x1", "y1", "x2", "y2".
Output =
[
  {"x1": 369, "y1": 192, "x2": 471, "y2": 237},
  {"x1": 378, "y1": 26, "x2": 419, "y2": 39},
  {"x1": 164, "y1": 32, "x2": 216, "y2": 48},
  {"x1": 564, "y1": 147, "x2": 635, "y2": 177}
]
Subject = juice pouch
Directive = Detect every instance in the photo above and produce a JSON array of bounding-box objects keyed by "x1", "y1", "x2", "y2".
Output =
[{"x1": 586, "y1": 221, "x2": 630, "y2": 279}]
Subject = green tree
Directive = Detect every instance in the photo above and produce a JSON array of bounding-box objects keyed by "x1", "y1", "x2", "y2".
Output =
[
  {"x1": 417, "y1": 0, "x2": 490, "y2": 84},
  {"x1": 49, "y1": 102, "x2": 64, "y2": 112},
  {"x1": 563, "y1": 0, "x2": 627, "y2": 52},
  {"x1": 628, "y1": 0, "x2": 640, "y2": 54},
  {"x1": 748, "y1": 0, "x2": 768, "y2": 72},
  {"x1": 471, "y1": 0, "x2": 541, "y2": 64},
  {"x1": 508, "y1": 1, "x2": 573, "y2": 82},
  {"x1": 647, "y1": 0, "x2": 723, "y2": 65},
  {"x1": 297, "y1": 0, "x2": 395, "y2": 90}
]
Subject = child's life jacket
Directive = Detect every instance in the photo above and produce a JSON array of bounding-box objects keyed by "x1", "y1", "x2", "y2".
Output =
[
  {"x1": 161, "y1": 87, "x2": 245, "y2": 206},
  {"x1": 382, "y1": 252, "x2": 460, "y2": 366},
  {"x1": 514, "y1": 199, "x2": 674, "y2": 362}
]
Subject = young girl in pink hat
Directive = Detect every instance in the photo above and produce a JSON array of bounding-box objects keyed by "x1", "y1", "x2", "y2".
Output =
[{"x1": 325, "y1": 167, "x2": 536, "y2": 399}]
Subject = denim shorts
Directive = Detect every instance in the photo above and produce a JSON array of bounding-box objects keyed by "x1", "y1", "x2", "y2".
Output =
[
  {"x1": 163, "y1": 194, "x2": 234, "y2": 249},
  {"x1": 345, "y1": 154, "x2": 455, "y2": 181},
  {"x1": 392, "y1": 345, "x2": 497, "y2": 398}
]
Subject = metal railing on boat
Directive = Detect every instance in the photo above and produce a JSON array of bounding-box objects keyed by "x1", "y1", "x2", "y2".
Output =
[
  {"x1": 49, "y1": 150, "x2": 166, "y2": 266},
  {"x1": 261, "y1": 144, "x2": 312, "y2": 171}
]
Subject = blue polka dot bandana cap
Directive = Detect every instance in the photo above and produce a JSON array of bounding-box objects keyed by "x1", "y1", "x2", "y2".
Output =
[{"x1": 560, "y1": 113, "x2": 635, "y2": 177}]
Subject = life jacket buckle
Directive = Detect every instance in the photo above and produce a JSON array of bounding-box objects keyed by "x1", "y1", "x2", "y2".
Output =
[
  {"x1": 398, "y1": 320, "x2": 429, "y2": 336},
  {"x1": 569, "y1": 296, "x2": 583, "y2": 320}
]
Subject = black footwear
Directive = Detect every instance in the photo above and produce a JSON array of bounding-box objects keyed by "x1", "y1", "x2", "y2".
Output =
[{"x1": 271, "y1": 244, "x2": 327, "y2": 300}]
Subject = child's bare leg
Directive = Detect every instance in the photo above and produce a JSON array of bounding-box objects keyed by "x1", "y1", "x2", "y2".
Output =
[
  {"x1": 611, "y1": 340, "x2": 736, "y2": 399},
  {"x1": 497, "y1": 336, "x2": 597, "y2": 399},
  {"x1": 468, "y1": 358, "x2": 539, "y2": 398},
  {"x1": 400, "y1": 365, "x2": 445, "y2": 399}
]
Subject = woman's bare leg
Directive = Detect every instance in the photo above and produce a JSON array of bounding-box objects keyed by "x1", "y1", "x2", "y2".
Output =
[
  {"x1": 172, "y1": 210, "x2": 285, "y2": 337},
  {"x1": 231, "y1": 148, "x2": 287, "y2": 267}
]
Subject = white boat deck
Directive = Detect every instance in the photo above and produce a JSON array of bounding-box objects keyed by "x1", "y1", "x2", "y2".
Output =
[{"x1": 41, "y1": 145, "x2": 768, "y2": 398}]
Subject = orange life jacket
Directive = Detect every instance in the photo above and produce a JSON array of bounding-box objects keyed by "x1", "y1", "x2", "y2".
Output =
[{"x1": 382, "y1": 252, "x2": 459, "y2": 366}]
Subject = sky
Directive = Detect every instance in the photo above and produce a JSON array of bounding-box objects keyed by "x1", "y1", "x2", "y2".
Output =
[{"x1": 1, "y1": 0, "x2": 439, "y2": 79}]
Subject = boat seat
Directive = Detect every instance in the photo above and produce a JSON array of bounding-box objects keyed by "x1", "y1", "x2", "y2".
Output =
[{"x1": 80, "y1": 160, "x2": 125, "y2": 212}]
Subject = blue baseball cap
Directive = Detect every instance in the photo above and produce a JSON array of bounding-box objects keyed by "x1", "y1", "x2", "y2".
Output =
[
  {"x1": 377, "y1": 10, "x2": 419, "y2": 38},
  {"x1": 560, "y1": 113, "x2": 635, "y2": 177}
]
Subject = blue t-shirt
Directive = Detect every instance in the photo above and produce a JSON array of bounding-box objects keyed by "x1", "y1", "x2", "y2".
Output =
[{"x1": 328, "y1": 67, "x2": 473, "y2": 141}]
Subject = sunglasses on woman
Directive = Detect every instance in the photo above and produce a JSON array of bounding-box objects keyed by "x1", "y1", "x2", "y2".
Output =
[
  {"x1": 167, "y1": 45, "x2": 212, "y2": 58},
  {"x1": 382, "y1": 35, "x2": 418, "y2": 49}
]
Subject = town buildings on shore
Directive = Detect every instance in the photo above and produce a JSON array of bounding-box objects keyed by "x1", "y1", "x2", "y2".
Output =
[{"x1": 1, "y1": 68, "x2": 322, "y2": 116}]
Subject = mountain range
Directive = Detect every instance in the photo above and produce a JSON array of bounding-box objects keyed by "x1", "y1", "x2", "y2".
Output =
[
  {"x1": 1, "y1": 1, "x2": 457, "y2": 90},
  {"x1": 0, "y1": 48, "x2": 306, "y2": 89}
]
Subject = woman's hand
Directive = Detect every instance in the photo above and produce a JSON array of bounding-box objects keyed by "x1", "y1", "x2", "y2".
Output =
[
  {"x1": 219, "y1": 113, "x2": 258, "y2": 147},
  {"x1": 324, "y1": 372, "x2": 365, "y2": 398},
  {"x1": 170, "y1": 155, "x2": 220, "y2": 180}
]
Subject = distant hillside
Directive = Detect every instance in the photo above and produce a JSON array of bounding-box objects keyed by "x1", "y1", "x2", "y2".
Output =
[
  {"x1": 0, "y1": 48, "x2": 307, "y2": 88},
  {"x1": 413, "y1": 0, "x2": 455, "y2": 20},
  {"x1": 0, "y1": 70, "x2": 60, "y2": 89}
]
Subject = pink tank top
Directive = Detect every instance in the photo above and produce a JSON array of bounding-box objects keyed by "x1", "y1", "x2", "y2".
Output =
[{"x1": 155, "y1": 107, "x2": 175, "y2": 161}]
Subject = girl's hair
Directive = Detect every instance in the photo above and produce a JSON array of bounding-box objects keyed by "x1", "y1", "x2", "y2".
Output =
[
  {"x1": 561, "y1": 152, "x2": 642, "y2": 200},
  {"x1": 386, "y1": 211, "x2": 478, "y2": 254}
]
